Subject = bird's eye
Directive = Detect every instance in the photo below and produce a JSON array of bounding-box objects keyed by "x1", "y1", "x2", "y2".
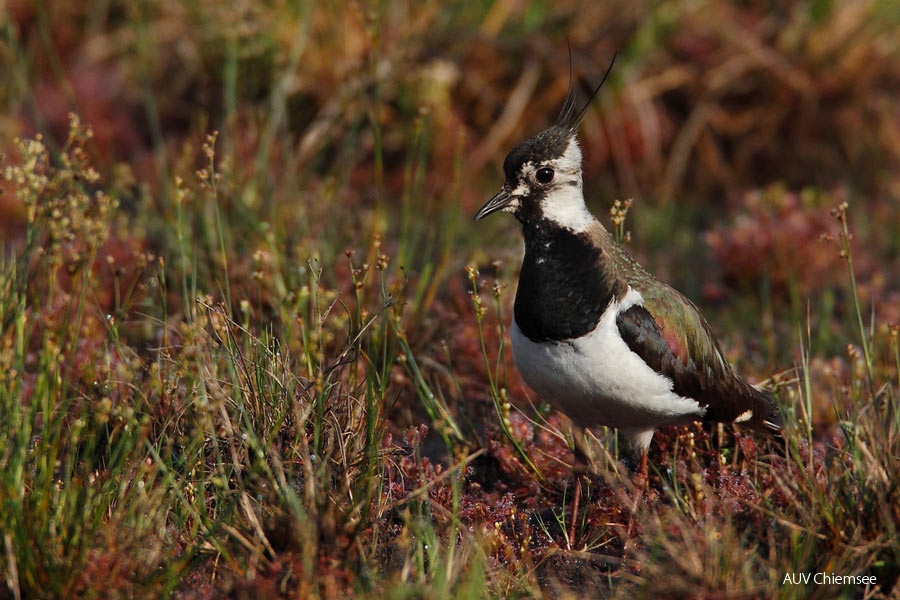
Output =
[{"x1": 535, "y1": 167, "x2": 554, "y2": 183}]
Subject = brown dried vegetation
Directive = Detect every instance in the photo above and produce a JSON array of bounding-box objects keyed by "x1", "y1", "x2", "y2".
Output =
[{"x1": 1, "y1": 1, "x2": 899, "y2": 598}]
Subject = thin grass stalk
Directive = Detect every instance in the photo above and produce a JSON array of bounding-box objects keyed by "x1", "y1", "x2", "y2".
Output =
[
  {"x1": 834, "y1": 202, "x2": 876, "y2": 396},
  {"x1": 465, "y1": 265, "x2": 546, "y2": 484}
]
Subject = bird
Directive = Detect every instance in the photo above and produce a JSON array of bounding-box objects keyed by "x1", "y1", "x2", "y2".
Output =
[{"x1": 474, "y1": 56, "x2": 782, "y2": 489}]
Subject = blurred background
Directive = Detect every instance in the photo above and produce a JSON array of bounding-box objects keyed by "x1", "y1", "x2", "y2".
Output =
[
  {"x1": 2, "y1": 2, "x2": 900, "y2": 596},
  {"x1": 3, "y1": 0, "x2": 898, "y2": 328}
]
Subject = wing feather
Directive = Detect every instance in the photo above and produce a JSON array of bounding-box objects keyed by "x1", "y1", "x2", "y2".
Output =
[{"x1": 616, "y1": 285, "x2": 779, "y2": 431}]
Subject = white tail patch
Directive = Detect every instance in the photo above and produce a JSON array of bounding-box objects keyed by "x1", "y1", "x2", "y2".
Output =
[{"x1": 733, "y1": 409, "x2": 754, "y2": 423}]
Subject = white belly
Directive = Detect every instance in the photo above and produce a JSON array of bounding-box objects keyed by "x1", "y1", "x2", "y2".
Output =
[{"x1": 510, "y1": 293, "x2": 704, "y2": 431}]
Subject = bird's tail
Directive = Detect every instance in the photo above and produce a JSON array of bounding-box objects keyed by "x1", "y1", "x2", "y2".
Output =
[
  {"x1": 757, "y1": 389, "x2": 782, "y2": 432},
  {"x1": 748, "y1": 387, "x2": 785, "y2": 449}
]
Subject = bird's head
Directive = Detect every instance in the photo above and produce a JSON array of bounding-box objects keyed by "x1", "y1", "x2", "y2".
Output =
[{"x1": 475, "y1": 54, "x2": 616, "y2": 234}]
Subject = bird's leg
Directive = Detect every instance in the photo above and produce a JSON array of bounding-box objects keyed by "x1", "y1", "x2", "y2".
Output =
[
  {"x1": 622, "y1": 451, "x2": 648, "y2": 558},
  {"x1": 569, "y1": 475, "x2": 581, "y2": 550},
  {"x1": 568, "y1": 425, "x2": 592, "y2": 549},
  {"x1": 634, "y1": 451, "x2": 648, "y2": 498}
]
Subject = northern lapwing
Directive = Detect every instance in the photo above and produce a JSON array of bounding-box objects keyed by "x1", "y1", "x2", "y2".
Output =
[{"x1": 475, "y1": 57, "x2": 781, "y2": 496}]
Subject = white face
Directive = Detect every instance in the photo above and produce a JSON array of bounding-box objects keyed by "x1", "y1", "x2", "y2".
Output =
[{"x1": 526, "y1": 138, "x2": 592, "y2": 233}]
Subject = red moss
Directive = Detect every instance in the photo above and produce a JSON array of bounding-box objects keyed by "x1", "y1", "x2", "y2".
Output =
[{"x1": 706, "y1": 188, "x2": 846, "y2": 301}]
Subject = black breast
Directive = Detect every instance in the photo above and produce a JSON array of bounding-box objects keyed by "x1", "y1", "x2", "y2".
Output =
[{"x1": 514, "y1": 223, "x2": 620, "y2": 342}]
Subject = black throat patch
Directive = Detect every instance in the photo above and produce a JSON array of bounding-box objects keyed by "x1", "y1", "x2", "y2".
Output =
[{"x1": 514, "y1": 221, "x2": 622, "y2": 342}]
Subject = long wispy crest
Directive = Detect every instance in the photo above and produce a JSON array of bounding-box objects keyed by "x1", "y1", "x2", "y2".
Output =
[{"x1": 555, "y1": 49, "x2": 617, "y2": 131}]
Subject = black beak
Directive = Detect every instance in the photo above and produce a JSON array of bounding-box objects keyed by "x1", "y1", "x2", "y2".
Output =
[{"x1": 474, "y1": 189, "x2": 512, "y2": 221}]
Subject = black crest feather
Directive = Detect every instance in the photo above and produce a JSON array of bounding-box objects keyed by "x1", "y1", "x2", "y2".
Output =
[{"x1": 555, "y1": 49, "x2": 617, "y2": 132}]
